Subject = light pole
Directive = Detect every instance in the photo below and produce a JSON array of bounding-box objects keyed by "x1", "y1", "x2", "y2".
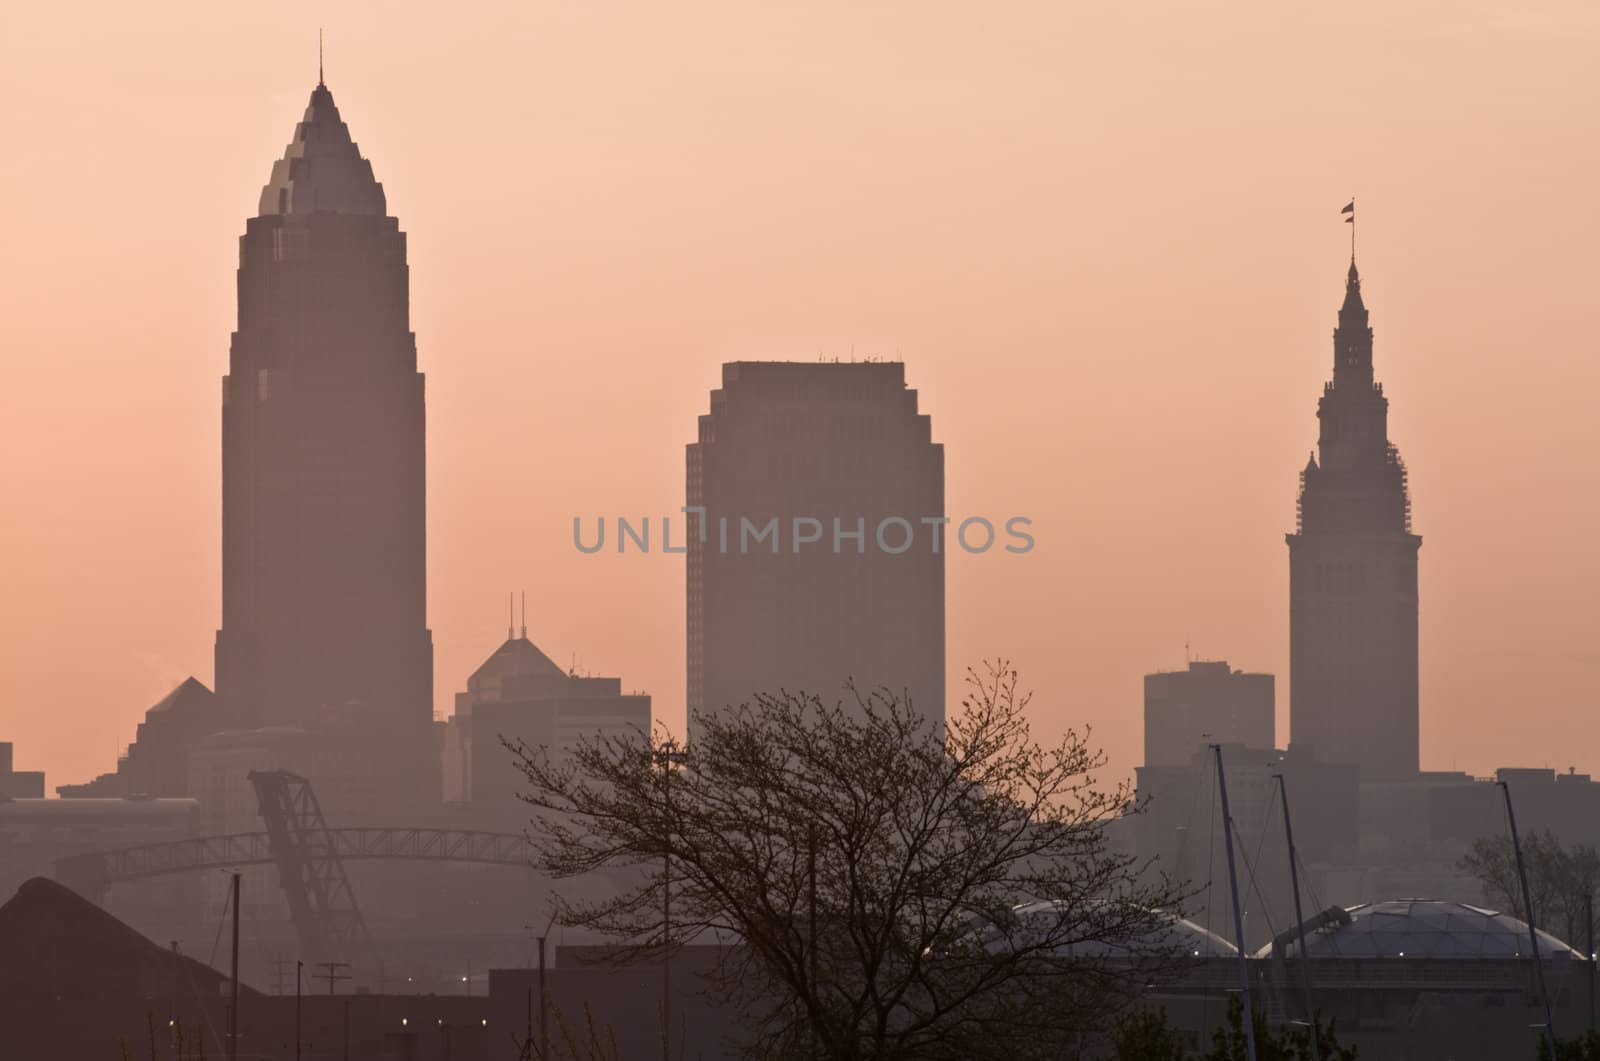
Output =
[
  {"x1": 539, "y1": 908, "x2": 555, "y2": 1061},
  {"x1": 228, "y1": 873, "x2": 240, "y2": 1061},
  {"x1": 809, "y1": 821, "x2": 820, "y2": 1058},
  {"x1": 654, "y1": 740, "x2": 689, "y2": 1057},
  {"x1": 522, "y1": 908, "x2": 556, "y2": 1060}
]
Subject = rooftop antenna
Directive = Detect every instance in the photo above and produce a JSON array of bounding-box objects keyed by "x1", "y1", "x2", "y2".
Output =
[
  {"x1": 318, "y1": 29, "x2": 325, "y2": 87},
  {"x1": 507, "y1": 592, "x2": 514, "y2": 640},
  {"x1": 520, "y1": 591, "x2": 527, "y2": 640}
]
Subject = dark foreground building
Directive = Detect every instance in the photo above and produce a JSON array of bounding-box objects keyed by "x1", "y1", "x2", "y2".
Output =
[
  {"x1": 1287, "y1": 257, "x2": 1421, "y2": 778},
  {"x1": 686, "y1": 361, "x2": 945, "y2": 733},
  {"x1": 0, "y1": 876, "x2": 490, "y2": 1061},
  {"x1": 212, "y1": 77, "x2": 436, "y2": 806}
]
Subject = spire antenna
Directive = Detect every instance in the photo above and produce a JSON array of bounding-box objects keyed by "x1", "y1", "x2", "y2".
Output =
[
  {"x1": 1350, "y1": 195, "x2": 1356, "y2": 261},
  {"x1": 1340, "y1": 197, "x2": 1356, "y2": 263},
  {"x1": 318, "y1": 29, "x2": 325, "y2": 87},
  {"x1": 520, "y1": 591, "x2": 527, "y2": 640},
  {"x1": 507, "y1": 592, "x2": 514, "y2": 640}
]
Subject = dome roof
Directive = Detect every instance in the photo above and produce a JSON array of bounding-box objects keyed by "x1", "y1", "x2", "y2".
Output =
[
  {"x1": 1257, "y1": 899, "x2": 1583, "y2": 960},
  {"x1": 1000, "y1": 900, "x2": 1237, "y2": 958}
]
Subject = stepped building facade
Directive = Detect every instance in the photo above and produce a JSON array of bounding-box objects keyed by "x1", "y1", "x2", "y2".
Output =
[{"x1": 211, "y1": 79, "x2": 437, "y2": 809}]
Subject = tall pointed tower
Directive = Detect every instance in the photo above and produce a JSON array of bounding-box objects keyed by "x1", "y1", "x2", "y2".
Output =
[
  {"x1": 213, "y1": 80, "x2": 435, "y2": 800},
  {"x1": 1286, "y1": 258, "x2": 1421, "y2": 778}
]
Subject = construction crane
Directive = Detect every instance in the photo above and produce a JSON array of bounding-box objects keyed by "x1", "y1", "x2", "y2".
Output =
[{"x1": 248, "y1": 770, "x2": 370, "y2": 966}]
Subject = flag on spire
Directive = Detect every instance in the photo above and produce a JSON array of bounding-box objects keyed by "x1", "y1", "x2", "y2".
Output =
[{"x1": 1341, "y1": 199, "x2": 1355, "y2": 220}]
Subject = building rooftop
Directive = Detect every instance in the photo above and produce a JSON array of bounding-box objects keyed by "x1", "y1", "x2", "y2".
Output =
[
  {"x1": 0, "y1": 876, "x2": 246, "y2": 1000},
  {"x1": 468, "y1": 635, "x2": 566, "y2": 689},
  {"x1": 144, "y1": 676, "x2": 215, "y2": 718},
  {"x1": 258, "y1": 82, "x2": 386, "y2": 217}
]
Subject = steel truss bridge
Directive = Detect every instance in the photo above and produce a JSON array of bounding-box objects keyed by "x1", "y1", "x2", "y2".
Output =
[
  {"x1": 56, "y1": 826, "x2": 536, "y2": 896},
  {"x1": 55, "y1": 771, "x2": 545, "y2": 965}
]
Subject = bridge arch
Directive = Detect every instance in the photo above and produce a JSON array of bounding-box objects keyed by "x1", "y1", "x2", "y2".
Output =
[{"x1": 56, "y1": 827, "x2": 536, "y2": 899}]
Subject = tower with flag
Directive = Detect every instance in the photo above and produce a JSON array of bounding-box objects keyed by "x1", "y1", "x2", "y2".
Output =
[{"x1": 1285, "y1": 215, "x2": 1422, "y2": 779}]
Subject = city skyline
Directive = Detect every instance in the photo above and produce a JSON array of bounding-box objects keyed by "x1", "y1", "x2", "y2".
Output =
[{"x1": 3, "y1": 4, "x2": 1598, "y2": 792}]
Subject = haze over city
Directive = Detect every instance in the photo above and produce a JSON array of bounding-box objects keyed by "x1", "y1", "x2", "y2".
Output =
[
  {"x1": 9, "y1": 5, "x2": 1600, "y2": 1060},
  {"x1": 4, "y1": 0, "x2": 1598, "y2": 797}
]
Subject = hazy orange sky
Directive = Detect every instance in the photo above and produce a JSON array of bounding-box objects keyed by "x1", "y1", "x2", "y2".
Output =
[{"x1": 2, "y1": 2, "x2": 1597, "y2": 791}]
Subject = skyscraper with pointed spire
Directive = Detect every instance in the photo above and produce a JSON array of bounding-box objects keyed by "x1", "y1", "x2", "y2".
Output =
[
  {"x1": 212, "y1": 79, "x2": 435, "y2": 806},
  {"x1": 1286, "y1": 256, "x2": 1421, "y2": 778}
]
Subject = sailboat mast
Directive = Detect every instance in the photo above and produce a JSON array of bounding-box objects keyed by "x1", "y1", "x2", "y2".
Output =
[
  {"x1": 1213, "y1": 744, "x2": 1259, "y2": 1061},
  {"x1": 1274, "y1": 773, "x2": 1320, "y2": 1061},
  {"x1": 1500, "y1": 780, "x2": 1557, "y2": 1053}
]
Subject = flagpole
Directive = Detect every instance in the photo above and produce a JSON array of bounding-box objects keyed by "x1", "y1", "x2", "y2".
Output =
[{"x1": 1350, "y1": 196, "x2": 1356, "y2": 260}]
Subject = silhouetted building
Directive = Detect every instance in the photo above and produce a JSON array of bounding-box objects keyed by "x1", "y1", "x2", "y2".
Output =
[
  {"x1": 211, "y1": 78, "x2": 436, "y2": 808},
  {"x1": 1429, "y1": 767, "x2": 1600, "y2": 851},
  {"x1": 0, "y1": 743, "x2": 44, "y2": 799},
  {"x1": 0, "y1": 877, "x2": 252, "y2": 1061},
  {"x1": 454, "y1": 629, "x2": 651, "y2": 826},
  {"x1": 1287, "y1": 258, "x2": 1421, "y2": 778},
  {"x1": 687, "y1": 362, "x2": 944, "y2": 733},
  {"x1": 445, "y1": 624, "x2": 564, "y2": 802},
  {"x1": 56, "y1": 678, "x2": 218, "y2": 798},
  {"x1": 1143, "y1": 660, "x2": 1273, "y2": 767}
]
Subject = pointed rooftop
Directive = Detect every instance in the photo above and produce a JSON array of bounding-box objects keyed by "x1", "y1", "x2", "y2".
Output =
[
  {"x1": 257, "y1": 83, "x2": 387, "y2": 217},
  {"x1": 0, "y1": 876, "x2": 249, "y2": 997},
  {"x1": 1340, "y1": 257, "x2": 1366, "y2": 315},
  {"x1": 466, "y1": 635, "x2": 567, "y2": 694},
  {"x1": 144, "y1": 676, "x2": 216, "y2": 719}
]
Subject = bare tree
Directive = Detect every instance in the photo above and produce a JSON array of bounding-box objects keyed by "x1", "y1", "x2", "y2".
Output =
[
  {"x1": 1460, "y1": 829, "x2": 1600, "y2": 947},
  {"x1": 508, "y1": 662, "x2": 1187, "y2": 1061}
]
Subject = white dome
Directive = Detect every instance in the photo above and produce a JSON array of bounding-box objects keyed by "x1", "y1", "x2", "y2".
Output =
[{"x1": 1257, "y1": 899, "x2": 1582, "y2": 960}]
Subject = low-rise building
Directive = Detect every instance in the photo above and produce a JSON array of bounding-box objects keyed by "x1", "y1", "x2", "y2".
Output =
[
  {"x1": 1144, "y1": 660, "x2": 1274, "y2": 768},
  {"x1": 0, "y1": 742, "x2": 44, "y2": 798}
]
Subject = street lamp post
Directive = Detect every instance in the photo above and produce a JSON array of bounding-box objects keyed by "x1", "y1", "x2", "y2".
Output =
[{"x1": 655, "y1": 740, "x2": 689, "y2": 1057}]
